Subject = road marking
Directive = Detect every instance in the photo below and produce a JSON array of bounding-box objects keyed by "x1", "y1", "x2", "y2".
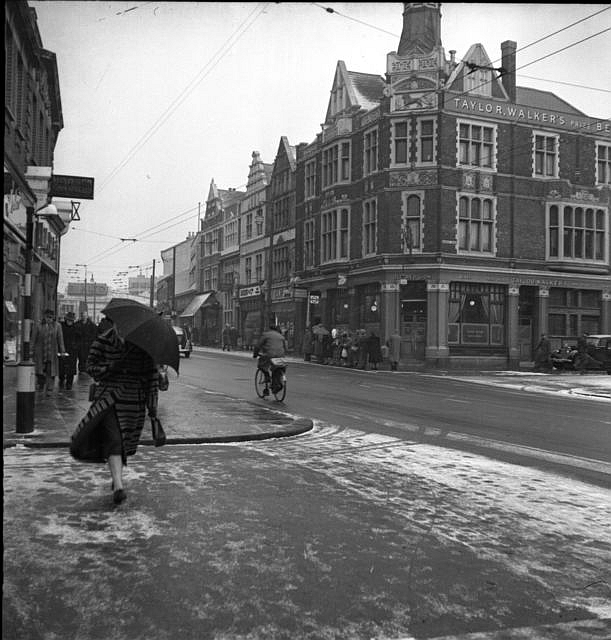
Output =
[{"x1": 375, "y1": 418, "x2": 611, "y2": 476}]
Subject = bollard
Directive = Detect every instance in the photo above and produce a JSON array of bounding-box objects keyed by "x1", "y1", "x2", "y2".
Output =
[{"x1": 16, "y1": 361, "x2": 36, "y2": 433}]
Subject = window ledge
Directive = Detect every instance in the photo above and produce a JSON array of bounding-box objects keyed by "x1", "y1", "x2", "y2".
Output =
[{"x1": 546, "y1": 261, "x2": 609, "y2": 274}]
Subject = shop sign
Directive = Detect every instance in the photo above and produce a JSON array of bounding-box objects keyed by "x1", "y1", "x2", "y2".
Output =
[
  {"x1": 50, "y1": 174, "x2": 95, "y2": 199},
  {"x1": 309, "y1": 295, "x2": 320, "y2": 305},
  {"x1": 381, "y1": 283, "x2": 399, "y2": 292},
  {"x1": 446, "y1": 95, "x2": 611, "y2": 137},
  {"x1": 239, "y1": 285, "x2": 261, "y2": 298}
]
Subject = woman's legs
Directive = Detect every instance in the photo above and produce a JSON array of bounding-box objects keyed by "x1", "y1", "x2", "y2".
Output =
[
  {"x1": 108, "y1": 455, "x2": 123, "y2": 489},
  {"x1": 102, "y1": 408, "x2": 126, "y2": 503}
]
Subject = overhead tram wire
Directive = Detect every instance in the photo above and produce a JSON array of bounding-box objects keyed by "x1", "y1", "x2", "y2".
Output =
[
  {"x1": 82, "y1": 204, "x2": 200, "y2": 267},
  {"x1": 84, "y1": 6, "x2": 611, "y2": 272},
  {"x1": 312, "y1": 3, "x2": 610, "y2": 112},
  {"x1": 97, "y1": 3, "x2": 269, "y2": 194}
]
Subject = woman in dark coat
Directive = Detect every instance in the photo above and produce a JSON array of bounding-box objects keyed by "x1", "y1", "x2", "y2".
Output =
[
  {"x1": 367, "y1": 330, "x2": 383, "y2": 370},
  {"x1": 70, "y1": 324, "x2": 160, "y2": 505},
  {"x1": 59, "y1": 311, "x2": 79, "y2": 390}
]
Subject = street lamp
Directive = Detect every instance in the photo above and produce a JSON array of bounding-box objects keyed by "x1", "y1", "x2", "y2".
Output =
[{"x1": 16, "y1": 201, "x2": 58, "y2": 433}]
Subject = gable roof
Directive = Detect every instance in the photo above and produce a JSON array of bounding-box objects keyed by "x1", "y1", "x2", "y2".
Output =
[
  {"x1": 446, "y1": 43, "x2": 509, "y2": 101},
  {"x1": 325, "y1": 60, "x2": 384, "y2": 124}
]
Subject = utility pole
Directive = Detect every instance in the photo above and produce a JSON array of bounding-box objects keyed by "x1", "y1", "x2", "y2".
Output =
[
  {"x1": 150, "y1": 259, "x2": 156, "y2": 308},
  {"x1": 76, "y1": 263, "x2": 88, "y2": 312},
  {"x1": 16, "y1": 205, "x2": 35, "y2": 433},
  {"x1": 91, "y1": 275, "x2": 96, "y2": 323}
]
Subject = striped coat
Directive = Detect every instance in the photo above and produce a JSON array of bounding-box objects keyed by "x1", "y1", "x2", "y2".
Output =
[{"x1": 70, "y1": 328, "x2": 159, "y2": 463}]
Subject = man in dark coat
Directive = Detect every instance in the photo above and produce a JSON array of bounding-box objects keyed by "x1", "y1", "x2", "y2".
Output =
[
  {"x1": 59, "y1": 311, "x2": 79, "y2": 389},
  {"x1": 76, "y1": 311, "x2": 98, "y2": 373}
]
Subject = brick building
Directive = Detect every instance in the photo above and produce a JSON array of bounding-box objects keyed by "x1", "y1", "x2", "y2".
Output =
[
  {"x1": 4, "y1": 1, "x2": 65, "y2": 362},
  {"x1": 293, "y1": 2, "x2": 610, "y2": 369}
]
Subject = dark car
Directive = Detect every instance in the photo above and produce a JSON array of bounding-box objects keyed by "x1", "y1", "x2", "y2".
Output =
[
  {"x1": 173, "y1": 326, "x2": 192, "y2": 358},
  {"x1": 551, "y1": 334, "x2": 611, "y2": 373}
]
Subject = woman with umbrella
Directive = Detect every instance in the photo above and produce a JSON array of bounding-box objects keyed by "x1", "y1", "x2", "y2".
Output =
[{"x1": 70, "y1": 299, "x2": 179, "y2": 505}]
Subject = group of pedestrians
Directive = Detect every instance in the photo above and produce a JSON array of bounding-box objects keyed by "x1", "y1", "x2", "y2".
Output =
[
  {"x1": 302, "y1": 322, "x2": 402, "y2": 371},
  {"x1": 30, "y1": 309, "x2": 104, "y2": 394}
]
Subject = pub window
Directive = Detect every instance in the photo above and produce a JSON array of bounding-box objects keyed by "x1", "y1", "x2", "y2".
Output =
[
  {"x1": 596, "y1": 142, "x2": 611, "y2": 186},
  {"x1": 458, "y1": 120, "x2": 495, "y2": 169},
  {"x1": 363, "y1": 128, "x2": 378, "y2": 175},
  {"x1": 392, "y1": 120, "x2": 409, "y2": 165},
  {"x1": 448, "y1": 283, "x2": 505, "y2": 346},
  {"x1": 458, "y1": 194, "x2": 495, "y2": 254},
  {"x1": 402, "y1": 193, "x2": 422, "y2": 252},
  {"x1": 533, "y1": 132, "x2": 559, "y2": 178},
  {"x1": 547, "y1": 203, "x2": 607, "y2": 262},
  {"x1": 417, "y1": 118, "x2": 436, "y2": 164}
]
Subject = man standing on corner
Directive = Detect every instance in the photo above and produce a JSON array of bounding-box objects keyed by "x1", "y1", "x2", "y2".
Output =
[
  {"x1": 76, "y1": 311, "x2": 98, "y2": 373},
  {"x1": 59, "y1": 311, "x2": 79, "y2": 390}
]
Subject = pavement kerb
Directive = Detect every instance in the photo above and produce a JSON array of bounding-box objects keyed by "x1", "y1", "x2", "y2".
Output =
[{"x1": 4, "y1": 417, "x2": 314, "y2": 450}]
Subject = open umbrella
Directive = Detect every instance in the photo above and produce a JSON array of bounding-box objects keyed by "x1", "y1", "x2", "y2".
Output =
[
  {"x1": 101, "y1": 298, "x2": 180, "y2": 373},
  {"x1": 311, "y1": 324, "x2": 329, "y2": 336}
]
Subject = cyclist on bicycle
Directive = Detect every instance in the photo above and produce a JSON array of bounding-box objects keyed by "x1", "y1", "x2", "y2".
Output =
[{"x1": 253, "y1": 323, "x2": 287, "y2": 395}]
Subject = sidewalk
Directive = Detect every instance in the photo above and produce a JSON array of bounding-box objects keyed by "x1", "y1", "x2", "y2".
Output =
[{"x1": 2, "y1": 362, "x2": 312, "y2": 449}]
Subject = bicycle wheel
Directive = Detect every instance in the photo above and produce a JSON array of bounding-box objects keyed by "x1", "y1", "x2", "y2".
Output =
[
  {"x1": 273, "y1": 371, "x2": 287, "y2": 402},
  {"x1": 254, "y1": 368, "x2": 268, "y2": 398}
]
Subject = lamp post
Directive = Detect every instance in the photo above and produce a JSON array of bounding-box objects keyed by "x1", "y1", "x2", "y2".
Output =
[{"x1": 16, "y1": 202, "x2": 58, "y2": 433}]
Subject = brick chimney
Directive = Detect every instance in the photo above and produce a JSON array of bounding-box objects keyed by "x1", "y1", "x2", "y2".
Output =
[{"x1": 501, "y1": 40, "x2": 517, "y2": 103}]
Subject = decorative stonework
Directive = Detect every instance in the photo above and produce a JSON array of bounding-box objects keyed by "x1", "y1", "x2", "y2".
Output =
[{"x1": 390, "y1": 170, "x2": 436, "y2": 186}]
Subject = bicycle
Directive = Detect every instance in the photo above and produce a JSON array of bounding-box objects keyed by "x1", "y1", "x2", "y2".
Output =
[{"x1": 254, "y1": 358, "x2": 287, "y2": 402}]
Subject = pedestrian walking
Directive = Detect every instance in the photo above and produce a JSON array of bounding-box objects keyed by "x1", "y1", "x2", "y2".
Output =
[
  {"x1": 389, "y1": 330, "x2": 401, "y2": 371},
  {"x1": 230, "y1": 325, "x2": 238, "y2": 350},
  {"x1": 59, "y1": 311, "x2": 79, "y2": 390},
  {"x1": 357, "y1": 329, "x2": 368, "y2": 369},
  {"x1": 575, "y1": 332, "x2": 591, "y2": 375},
  {"x1": 367, "y1": 330, "x2": 383, "y2": 370},
  {"x1": 31, "y1": 308, "x2": 66, "y2": 395},
  {"x1": 533, "y1": 333, "x2": 552, "y2": 373},
  {"x1": 302, "y1": 326, "x2": 313, "y2": 362},
  {"x1": 70, "y1": 321, "x2": 162, "y2": 505},
  {"x1": 222, "y1": 324, "x2": 231, "y2": 351},
  {"x1": 76, "y1": 311, "x2": 98, "y2": 373}
]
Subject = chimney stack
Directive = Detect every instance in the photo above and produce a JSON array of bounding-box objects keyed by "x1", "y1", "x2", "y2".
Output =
[{"x1": 501, "y1": 40, "x2": 517, "y2": 103}]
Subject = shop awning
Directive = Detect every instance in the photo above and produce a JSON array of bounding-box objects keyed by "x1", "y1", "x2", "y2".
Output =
[{"x1": 179, "y1": 293, "x2": 216, "y2": 318}]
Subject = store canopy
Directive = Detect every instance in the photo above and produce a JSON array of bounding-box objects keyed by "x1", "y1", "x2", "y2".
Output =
[{"x1": 179, "y1": 292, "x2": 217, "y2": 318}]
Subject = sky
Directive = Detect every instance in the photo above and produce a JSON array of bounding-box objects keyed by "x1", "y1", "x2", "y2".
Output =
[{"x1": 28, "y1": 2, "x2": 611, "y2": 292}]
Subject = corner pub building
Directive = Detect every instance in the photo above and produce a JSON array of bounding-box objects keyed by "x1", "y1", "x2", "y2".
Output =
[{"x1": 294, "y1": 3, "x2": 610, "y2": 369}]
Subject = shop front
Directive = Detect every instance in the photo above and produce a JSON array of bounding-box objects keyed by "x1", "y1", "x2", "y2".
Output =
[
  {"x1": 179, "y1": 292, "x2": 220, "y2": 346},
  {"x1": 305, "y1": 266, "x2": 610, "y2": 370},
  {"x1": 238, "y1": 285, "x2": 264, "y2": 350}
]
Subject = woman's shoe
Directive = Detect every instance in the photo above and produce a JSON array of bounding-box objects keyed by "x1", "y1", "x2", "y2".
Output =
[{"x1": 113, "y1": 489, "x2": 127, "y2": 504}]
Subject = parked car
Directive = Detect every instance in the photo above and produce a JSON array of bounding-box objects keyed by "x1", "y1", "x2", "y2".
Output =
[
  {"x1": 173, "y1": 326, "x2": 192, "y2": 358},
  {"x1": 551, "y1": 334, "x2": 611, "y2": 373}
]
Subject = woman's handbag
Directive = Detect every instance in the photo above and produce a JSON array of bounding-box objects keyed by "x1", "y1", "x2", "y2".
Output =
[
  {"x1": 151, "y1": 415, "x2": 167, "y2": 447},
  {"x1": 88, "y1": 382, "x2": 99, "y2": 402}
]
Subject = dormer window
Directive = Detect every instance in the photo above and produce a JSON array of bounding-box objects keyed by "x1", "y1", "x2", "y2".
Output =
[{"x1": 465, "y1": 67, "x2": 492, "y2": 97}]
